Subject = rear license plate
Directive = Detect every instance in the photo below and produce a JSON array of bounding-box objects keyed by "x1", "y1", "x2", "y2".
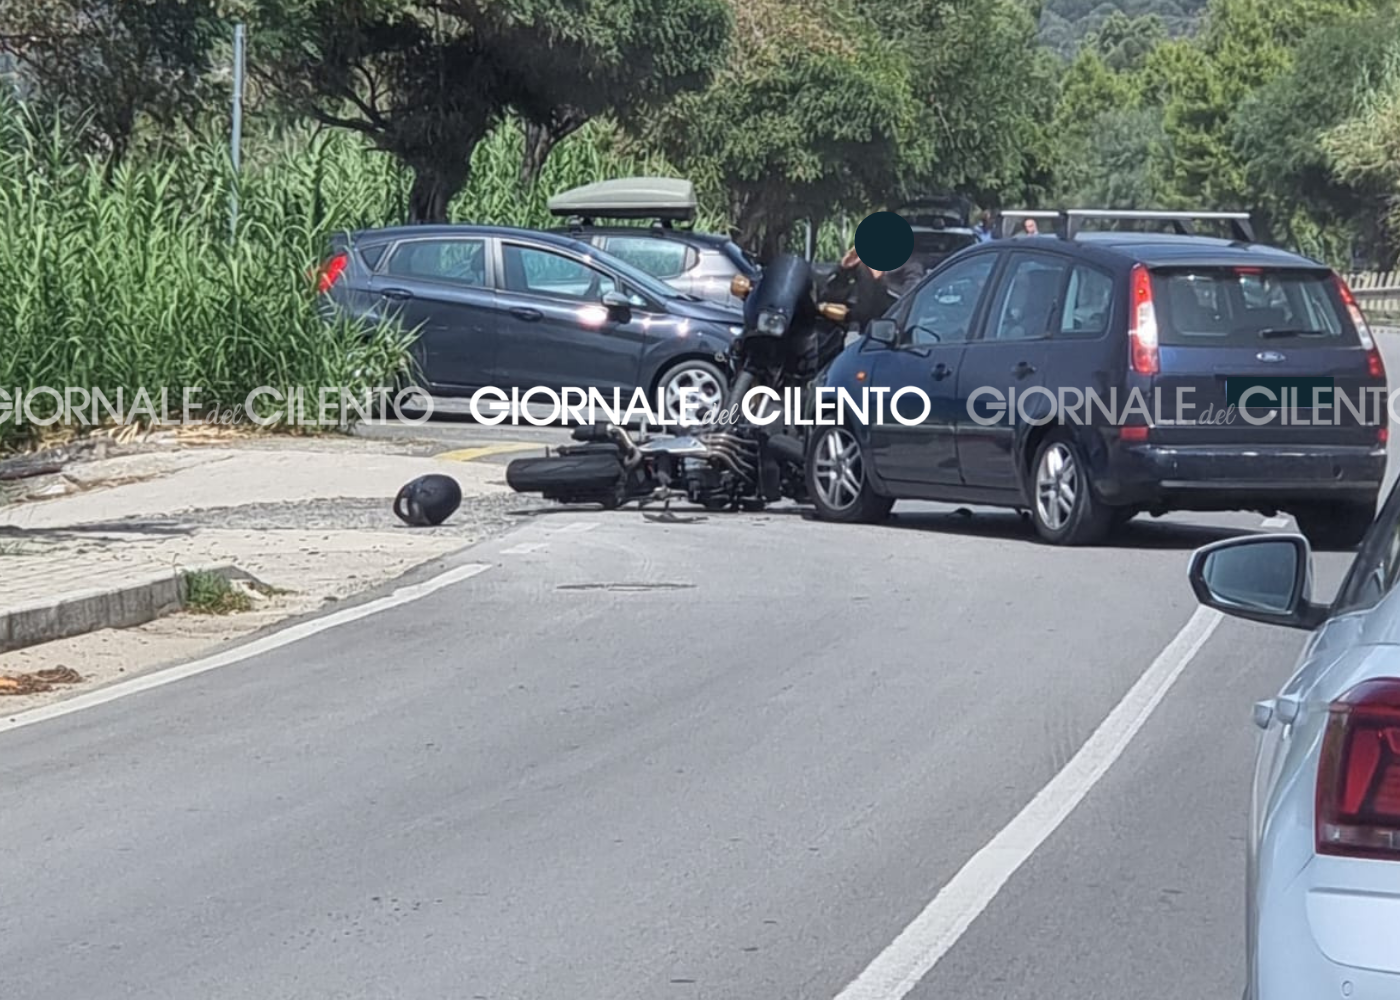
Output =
[{"x1": 1226, "y1": 376, "x2": 1335, "y2": 409}]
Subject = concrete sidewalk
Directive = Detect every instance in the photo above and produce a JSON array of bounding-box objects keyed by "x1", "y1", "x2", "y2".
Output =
[{"x1": 0, "y1": 437, "x2": 539, "y2": 713}]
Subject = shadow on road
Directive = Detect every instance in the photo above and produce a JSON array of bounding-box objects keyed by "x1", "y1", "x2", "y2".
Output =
[
  {"x1": 864, "y1": 509, "x2": 1254, "y2": 550},
  {"x1": 500, "y1": 500, "x2": 1258, "y2": 551}
]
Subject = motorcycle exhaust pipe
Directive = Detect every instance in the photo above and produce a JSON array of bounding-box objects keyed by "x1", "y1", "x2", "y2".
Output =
[{"x1": 765, "y1": 433, "x2": 805, "y2": 467}]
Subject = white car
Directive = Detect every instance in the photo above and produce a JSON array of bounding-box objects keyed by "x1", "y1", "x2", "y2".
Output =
[{"x1": 1188, "y1": 501, "x2": 1400, "y2": 1000}]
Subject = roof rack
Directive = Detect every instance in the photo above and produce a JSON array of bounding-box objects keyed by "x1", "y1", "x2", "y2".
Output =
[{"x1": 998, "y1": 208, "x2": 1255, "y2": 243}]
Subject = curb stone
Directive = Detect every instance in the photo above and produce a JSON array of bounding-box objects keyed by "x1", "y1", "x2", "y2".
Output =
[{"x1": 0, "y1": 563, "x2": 260, "y2": 654}]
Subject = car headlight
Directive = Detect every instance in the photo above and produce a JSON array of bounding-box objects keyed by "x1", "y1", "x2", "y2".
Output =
[{"x1": 757, "y1": 309, "x2": 788, "y2": 336}]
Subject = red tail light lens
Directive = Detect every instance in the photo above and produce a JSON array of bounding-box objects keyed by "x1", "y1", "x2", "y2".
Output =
[
  {"x1": 1333, "y1": 273, "x2": 1377, "y2": 353},
  {"x1": 1317, "y1": 678, "x2": 1400, "y2": 860},
  {"x1": 316, "y1": 252, "x2": 349, "y2": 294},
  {"x1": 1368, "y1": 347, "x2": 1386, "y2": 380},
  {"x1": 1128, "y1": 264, "x2": 1159, "y2": 376},
  {"x1": 1119, "y1": 425, "x2": 1149, "y2": 442}
]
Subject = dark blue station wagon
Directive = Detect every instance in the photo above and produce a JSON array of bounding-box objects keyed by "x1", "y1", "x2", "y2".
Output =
[{"x1": 809, "y1": 210, "x2": 1389, "y2": 548}]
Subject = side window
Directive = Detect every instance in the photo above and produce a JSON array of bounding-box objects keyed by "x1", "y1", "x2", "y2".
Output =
[
  {"x1": 985, "y1": 253, "x2": 1070, "y2": 341},
  {"x1": 501, "y1": 244, "x2": 618, "y2": 302},
  {"x1": 602, "y1": 237, "x2": 692, "y2": 280},
  {"x1": 382, "y1": 239, "x2": 487, "y2": 287},
  {"x1": 900, "y1": 254, "x2": 997, "y2": 346},
  {"x1": 1334, "y1": 495, "x2": 1400, "y2": 614},
  {"x1": 1059, "y1": 264, "x2": 1115, "y2": 338}
]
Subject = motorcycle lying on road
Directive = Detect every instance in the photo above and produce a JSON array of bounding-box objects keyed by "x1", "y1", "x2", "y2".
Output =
[{"x1": 504, "y1": 253, "x2": 850, "y2": 514}]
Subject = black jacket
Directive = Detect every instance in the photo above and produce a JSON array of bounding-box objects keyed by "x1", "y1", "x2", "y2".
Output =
[{"x1": 819, "y1": 260, "x2": 925, "y2": 329}]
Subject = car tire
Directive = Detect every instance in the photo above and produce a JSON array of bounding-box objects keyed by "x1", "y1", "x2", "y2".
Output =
[
  {"x1": 1294, "y1": 499, "x2": 1376, "y2": 551},
  {"x1": 656, "y1": 359, "x2": 728, "y2": 426},
  {"x1": 1029, "y1": 431, "x2": 1113, "y2": 546},
  {"x1": 806, "y1": 424, "x2": 893, "y2": 523}
]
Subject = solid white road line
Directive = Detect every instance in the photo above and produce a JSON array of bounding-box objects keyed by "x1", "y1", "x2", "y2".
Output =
[
  {"x1": 0, "y1": 562, "x2": 494, "y2": 736},
  {"x1": 830, "y1": 605, "x2": 1224, "y2": 1000}
]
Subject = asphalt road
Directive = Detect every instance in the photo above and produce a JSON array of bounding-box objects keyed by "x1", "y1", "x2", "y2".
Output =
[{"x1": 3, "y1": 339, "x2": 1398, "y2": 1000}]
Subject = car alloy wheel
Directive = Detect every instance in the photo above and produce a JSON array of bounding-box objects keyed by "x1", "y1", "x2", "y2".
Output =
[
  {"x1": 662, "y1": 364, "x2": 726, "y2": 425},
  {"x1": 813, "y1": 426, "x2": 865, "y2": 512},
  {"x1": 1029, "y1": 432, "x2": 1113, "y2": 545},
  {"x1": 1035, "y1": 441, "x2": 1078, "y2": 532}
]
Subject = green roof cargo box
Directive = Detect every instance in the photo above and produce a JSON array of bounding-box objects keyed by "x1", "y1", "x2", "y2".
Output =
[{"x1": 547, "y1": 177, "x2": 697, "y2": 226}]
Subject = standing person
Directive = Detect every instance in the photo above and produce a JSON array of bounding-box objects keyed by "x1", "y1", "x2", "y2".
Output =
[
  {"x1": 973, "y1": 212, "x2": 996, "y2": 242},
  {"x1": 820, "y1": 246, "x2": 910, "y2": 330}
]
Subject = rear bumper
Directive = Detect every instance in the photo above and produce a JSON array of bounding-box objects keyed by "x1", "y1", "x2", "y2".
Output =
[
  {"x1": 1095, "y1": 441, "x2": 1385, "y2": 509},
  {"x1": 1256, "y1": 864, "x2": 1400, "y2": 1000}
]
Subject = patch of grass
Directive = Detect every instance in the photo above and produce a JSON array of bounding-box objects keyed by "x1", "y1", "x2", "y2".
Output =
[{"x1": 182, "y1": 570, "x2": 255, "y2": 615}]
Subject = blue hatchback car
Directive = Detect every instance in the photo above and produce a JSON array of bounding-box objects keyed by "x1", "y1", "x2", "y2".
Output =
[
  {"x1": 806, "y1": 209, "x2": 1389, "y2": 548},
  {"x1": 317, "y1": 225, "x2": 744, "y2": 423}
]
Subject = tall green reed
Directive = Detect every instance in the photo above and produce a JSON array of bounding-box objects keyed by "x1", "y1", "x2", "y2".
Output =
[{"x1": 0, "y1": 100, "x2": 781, "y2": 452}]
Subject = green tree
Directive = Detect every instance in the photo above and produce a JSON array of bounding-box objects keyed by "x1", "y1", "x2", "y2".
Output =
[
  {"x1": 855, "y1": 0, "x2": 1058, "y2": 209},
  {"x1": 644, "y1": 0, "x2": 915, "y2": 257},
  {"x1": 0, "y1": 0, "x2": 224, "y2": 163},
  {"x1": 248, "y1": 0, "x2": 731, "y2": 222},
  {"x1": 1320, "y1": 43, "x2": 1400, "y2": 261},
  {"x1": 1145, "y1": 0, "x2": 1384, "y2": 206},
  {"x1": 1232, "y1": 10, "x2": 1399, "y2": 252},
  {"x1": 1048, "y1": 45, "x2": 1139, "y2": 202},
  {"x1": 1084, "y1": 10, "x2": 1167, "y2": 72}
]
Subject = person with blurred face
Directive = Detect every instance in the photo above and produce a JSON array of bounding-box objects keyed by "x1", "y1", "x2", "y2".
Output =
[
  {"x1": 821, "y1": 246, "x2": 923, "y2": 330},
  {"x1": 1023, "y1": 218, "x2": 1039, "y2": 236}
]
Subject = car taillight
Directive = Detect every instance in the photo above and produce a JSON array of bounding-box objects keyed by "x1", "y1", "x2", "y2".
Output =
[
  {"x1": 1128, "y1": 264, "x2": 1159, "y2": 376},
  {"x1": 1317, "y1": 677, "x2": 1400, "y2": 861},
  {"x1": 1369, "y1": 347, "x2": 1386, "y2": 380},
  {"x1": 316, "y1": 252, "x2": 349, "y2": 294},
  {"x1": 1333, "y1": 273, "x2": 1378, "y2": 353}
]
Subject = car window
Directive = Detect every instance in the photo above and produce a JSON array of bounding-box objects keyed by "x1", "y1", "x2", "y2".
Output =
[
  {"x1": 985, "y1": 253, "x2": 1069, "y2": 341},
  {"x1": 1059, "y1": 264, "x2": 1114, "y2": 338},
  {"x1": 382, "y1": 239, "x2": 487, "y2": 287},
  {"x1": 602, "y1": 237, "x2": 692, "y2": 280},
  {"x1": 502, "y1": 244, "x2": 619, "y2": 302},
  {"x1": 1333, "y1": 487, "x2": 1400, "y2": 614},
  {"x1": 1149, "y1": 268, "x2": 1356, "y2": 347},
  {"x1": 900, "y1": 254, "x2": 997, "y2": 346}
]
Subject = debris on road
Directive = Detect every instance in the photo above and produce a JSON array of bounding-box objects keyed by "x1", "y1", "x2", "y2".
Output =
[{"x1": 0, "y1": 667, "x2": 82, "y2": 696}]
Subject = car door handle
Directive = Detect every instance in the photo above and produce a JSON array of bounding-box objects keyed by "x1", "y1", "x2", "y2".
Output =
[
  {"x1": 1013, "y1": 361, "x2": 1037, "y2": 377},
  {"x1": 380, "y1": 287, "x2": 413, "y2": 301},
  {"x1": 510, "y1": 307, "x2": 543, "y2": 322},
  {"x1": 931, "y1": 362, "x2": 953, "y2": 380}
]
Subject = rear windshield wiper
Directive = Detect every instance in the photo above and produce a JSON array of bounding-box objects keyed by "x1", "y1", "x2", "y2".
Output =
[{"x1": 1257, "y1": 328, "x2": 1331, "y2": 338}]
